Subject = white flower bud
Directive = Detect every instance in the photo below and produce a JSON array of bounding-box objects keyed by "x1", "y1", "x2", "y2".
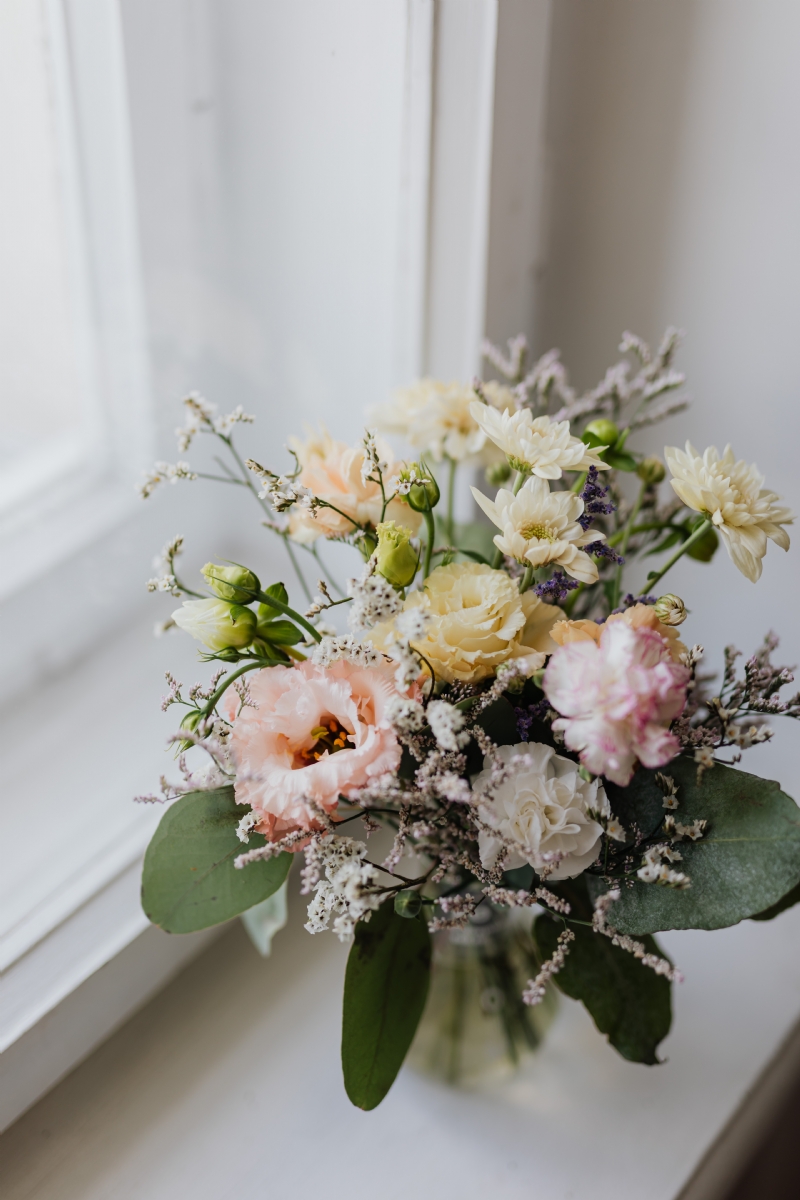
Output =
[
  {"x1": 653, "y1": 594, "x2": 687, "y2": 627},
  {"x1": 172, "y1": 598, "x2": 257, "y2": 651}
]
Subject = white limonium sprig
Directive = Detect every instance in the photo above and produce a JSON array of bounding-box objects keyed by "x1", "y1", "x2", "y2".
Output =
[
  {"x1": 138, "y1": 460, "x2": 197, "y2": 499},
  {"x1": 471, "y1": 476, "x2": 602, "y2": 583},
  {"x1": 175, "y1": 392, "x2": 254, "y2": 453},
  {"x1": 304, "y1": 836, "x2": 382, "y2": 942}
]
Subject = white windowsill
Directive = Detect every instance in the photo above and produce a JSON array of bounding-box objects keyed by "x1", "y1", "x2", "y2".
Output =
[{"x1": 0, "y1": 613, "x2": 219, "y2": 1127}]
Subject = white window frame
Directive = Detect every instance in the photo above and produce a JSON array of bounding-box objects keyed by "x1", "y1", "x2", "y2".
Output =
[
  {"x1": 0, "y1": 0, "x2": 152, "y2": 606},
  {"x1": 0, "y1": 0, "x2": 549, "y2": 1130}
]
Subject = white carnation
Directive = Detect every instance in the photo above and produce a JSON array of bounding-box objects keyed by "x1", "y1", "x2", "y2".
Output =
[{"x1": 473, "y1": 742, "x2": 608, "y2": 880}]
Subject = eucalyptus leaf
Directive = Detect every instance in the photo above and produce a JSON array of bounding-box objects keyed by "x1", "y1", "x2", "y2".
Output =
[
  {"x1": 591, "y1": 759, "x2": 800, "y2": 934},
  {"x1": 475, "y1": 696, "x2": 520, "y2": 747},
  {"x1": 750, "y1": 880, "x2": 800, "y2": 922},
  {"x1": 142, "y1": 787, "x2": 292, "y2": 934},
  {"x1": 534, "y1": 916, "x2": 671, "y2": 1064},
  {"x1": 342, "y1": 900, "x2": 431, "y2": 1110}
]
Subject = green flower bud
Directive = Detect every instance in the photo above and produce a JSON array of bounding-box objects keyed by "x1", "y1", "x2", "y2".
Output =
[
  {"x1": 685, "y1": 521, "x2": 719, "y2": 563},
  {"x1": 355, "y1": 531, "x2": 378, "y2": 561},
  {"x1": 406, "y1": 467, "x2": 441, "y2": 513},
  {"x1": 375, "y1": 521, "x2": 419, "y2": 589},
  {"x1": 653, "y1": 593, "x2": 687, "y2": 627},
  {"x1": 636, "y1": 455, "x2": 667, "y2": 485},
  {"x1": 172, "y1": 598, "x2": 257, "y2": 651},
  {"x1": 201, "y1": 562, "x2": 260, "y2": 603},
  {"x1": 584, "y1": 418, "x2": 620, "y2": 447},
  {"x1": 394, "y1": 891, "x2": 422, "y2": 919},
  {"x1": 485, "y1": 461, "x2": 512, "y2": 487}
]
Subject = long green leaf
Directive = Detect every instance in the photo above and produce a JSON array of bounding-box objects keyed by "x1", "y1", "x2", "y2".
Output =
[
  {"x1": 342, "y1": 900, "x2": 431, "y2": 1109},
  {"x1": 593, "y1": 759, "x2": 800, "y2": 934},
  {"x1": 141, "y1": 787, "x2": 292, "y2": 933},
  {"x1": 534, "y1": 916, "x2": 671, "y2": 1064}
]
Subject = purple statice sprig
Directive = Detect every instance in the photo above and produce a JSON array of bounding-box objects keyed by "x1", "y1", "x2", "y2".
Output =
[
  {"x1": 533, "y1": 570, "x2": 579, "y2": 605},
  {"x1": 578, "y1": 465, "x2": 615, "y2": 531},
  {"x1": 608, "y1": 592, "x2": 657, "y2": 616},
  {"x1": 515, "y1": 699, "x2": 552, "y2": 741},
  {"x1": 586, "y1": 540, "x2": 624, "y2": 565}
]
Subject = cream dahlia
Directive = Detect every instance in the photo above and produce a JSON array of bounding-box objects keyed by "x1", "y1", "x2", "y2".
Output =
[
  {"x1": 471, "y1": 476, "x2": 601, "y2": 582},
  {"x1": 370, "y1": 379, "x2": 515, "y2": 464},
  {"x1": 227, "y1": 659, "x2": 402, "y2": 841},
  {"x1": 473, "y1": 742, "x2": 608, "y2": 880},
  {"x1": 543, "y1": 621, "x2": 690, "y2": 786},
  {"x1": 665, "y1": 442, "x2": 793, "y2": 582},
  {"x1": 469, "y1": 403, "x2": 609, "y2": 479},
  {"x1": 373, "y1": 561, "x2": 560, "y2": 684},
  {"x1": 287, "y1": 426, "x2": 420, "y2": 544}
]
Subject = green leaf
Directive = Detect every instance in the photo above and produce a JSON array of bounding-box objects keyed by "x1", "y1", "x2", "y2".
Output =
[
  {"x1": 750, "y1": 880, "x2": 800, "y2": 921},
  {"x1": 581, "y1": 430, "x2": 605, "y2": 449},
  {"x1": 342, "y1": 900, "x2": 431, "y2": 1109},
  {"x1": 592, "y1": 759, "x2": 800, "y2": 934},
  {"x1": 534, "y1": 916, "x2": 672, "y2": 1064},
  {"x1": 644, "y1": 528, "x2": 684, "y2": 557},
  {"x1": 604, "y1": 450, "x2": 638, "y2": 472},
  {"x1": 264, "y1": 581, "x2": 289, "y2": 606},
  {"x1": 256, "y1": 618, "x2": 303, "y2": 645},
  {"x1": 141, "y1": 787, "x2": 292, "y2": 934},
  {"x1": 475, "y1": 696, "x2": 520, "y2": 747}
]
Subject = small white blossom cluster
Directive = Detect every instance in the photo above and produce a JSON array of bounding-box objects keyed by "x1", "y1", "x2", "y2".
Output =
[
  {"x1": 483, "y1": 885, "x2": 571, "y2": 914},
  {"x1": 664, "y1": 814, "x2": 707, "y2": 841},
  {"x1": 522, "y1": 928, "x2": 575, "y2": 1006},
  {"x1": 655, "y1": 772, "x2": 680, "y2": 810},
  {"x1": 360, "y1": 429, "x2": 388, "y2": 486},
  {"x1": 593, "y1": 890, "x2": 682, "y2": 981},
  {"x1": 385, "y1": 695, "x2": 426, "y2": 733},
  {"x1": 387, "y1": 462, "x2": 434, "y2": 496},
  {"x1": 245, "y1": 457, "x2": 313, "y2": 511},
  {"x1": 637, "y1": 844, "x2": 689, "y2": 888},
  {"x1": 304, "y1": 836, "x2": 382, "y2": 942},
  {"x1": 347, "y1": 563, "x2": 402, "y2": 632},
  {"x1": 311, "y1": 634, "x2": 380, "y2": 668},
  {"x1": 146, "y1": 534, "x2": 184, "y2": 596},
  {"x1": 426, "y1": 700, "x2": 470, "y2": 752},
  {"x1": 382, "y1": 607, "x2": 431, "y2": 689},
  {"x1": 138, "y1": 461, "x2": 197, "y2": 499},
  {"x1": 175, "y1": 393, "x2": 254, "y2": 453}
]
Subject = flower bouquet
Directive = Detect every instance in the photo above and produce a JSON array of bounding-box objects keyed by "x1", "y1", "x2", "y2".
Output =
[{"x1": 138, "y1": 329, "x2": 800, "y2": 1108}]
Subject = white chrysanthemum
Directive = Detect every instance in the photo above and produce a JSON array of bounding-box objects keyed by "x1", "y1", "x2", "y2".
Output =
[
  {"x1": 370, "y1": 379, "x2": 515, "y2": 464},
  {"x1": 665, "y1": 442, "x2": 793, "y2": 582},
  {"x1": 473, "y1": 742, "x2": 608, "y2": 880},
  {"x1": 469, "y1": 403, "x2": 609, "y2": 479},
  {"x1": 471, "y1": 477, "x2": 601, "y2": 582}
]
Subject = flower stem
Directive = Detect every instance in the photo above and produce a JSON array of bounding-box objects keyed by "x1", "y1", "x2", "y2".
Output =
[
  {"x1": 611, "y1": 479, "x2": 647, "y2": 610},
  {"x1": 446, "y1": 458, "x2": 457, "y2": 544},
  {"x1": 200, "y1": 658, "x2": 278, "y2": 718},
  {"x1": 423, "y1": 504, "x2": 435, "y2": 580},
  {"x1": 256, "y1": 589, "x2": 322, "y2": 642},
  {"x1": 519, "y1": 566, "x2": 534, "y2": 594},
  {"x1": 644, "y1": 517, "x2": 712, "y2": 591}
]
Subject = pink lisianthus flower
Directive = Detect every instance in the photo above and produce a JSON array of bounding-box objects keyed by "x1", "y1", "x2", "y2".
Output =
[
  {"x1": 227, "y1": 659, "x2": 402, "y2": 842},
  {"x1": 543, "y1": 620, "x2": 690, "y2": 787}
]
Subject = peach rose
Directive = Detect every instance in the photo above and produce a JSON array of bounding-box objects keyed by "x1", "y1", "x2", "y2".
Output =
[
  {"x1": 550, "y1": 603, "x2": 686, "y2": 662},
  {"x1": 287, "y1": 426, "x2": 421, "y2": 544},
  {"x1": 228, "y1": 659, "x2": 401, "y2": 842}
]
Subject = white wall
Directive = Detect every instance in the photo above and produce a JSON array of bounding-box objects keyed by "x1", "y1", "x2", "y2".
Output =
[{"x1": 532, "y1": 0, "x2": 800, "y2": 791}]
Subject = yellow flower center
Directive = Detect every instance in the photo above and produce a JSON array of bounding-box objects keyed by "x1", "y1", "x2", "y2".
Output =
[
  {"x1": 299, "y1": 717, "x2": 354, "y2": 764},
  {"x1": 520, "y1": 522, "x2": 555, "y2": 542}
]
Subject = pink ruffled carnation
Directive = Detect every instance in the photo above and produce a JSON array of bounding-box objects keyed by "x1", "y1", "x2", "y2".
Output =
[
  {"x1": 543, "y1": 620, "x2": 690, "y2": 786},
  {"x1": 228, "y1": 659, "x2": 401, "y2": 842}
]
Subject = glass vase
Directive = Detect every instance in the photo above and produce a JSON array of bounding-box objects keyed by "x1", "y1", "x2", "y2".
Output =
[{"x1": 407, "y1": 902, "x2": 558, "y2": 1087}]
